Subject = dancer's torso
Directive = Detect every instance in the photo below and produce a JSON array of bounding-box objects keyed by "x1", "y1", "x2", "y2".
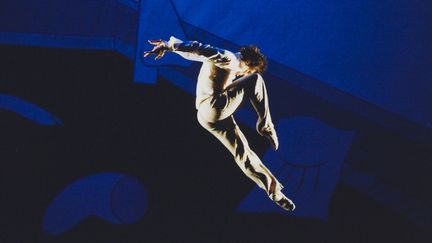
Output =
[{"x1": 195, "y1": 62, "x2": 237, "y2": 109}]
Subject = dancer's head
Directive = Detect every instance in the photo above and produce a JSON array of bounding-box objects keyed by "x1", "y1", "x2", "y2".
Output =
[{"x1": 239, "y1": 45, "x2": 267, "y2": 74}]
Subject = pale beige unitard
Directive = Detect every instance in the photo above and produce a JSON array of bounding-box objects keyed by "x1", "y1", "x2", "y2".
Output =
[{"x1": 168, "y1": 36, "x2": 283, "y2": 195}]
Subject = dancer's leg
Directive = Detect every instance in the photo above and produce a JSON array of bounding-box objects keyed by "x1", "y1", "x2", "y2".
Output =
[
  {"x1": 196, "y1": 74, "x2": 293, "y2": 210},
  {"x1": 196, "y1": 114, "x2": 284, "y2": 198},
  {"x1": 223, "y1": 73, "x2": 274, "y2": 133},
  {"x1": 200, "y1": 73, "x2": 272, "y2": 122},
  {"x1": 197, "y1": 73, "x2": 279, "y2": 149}
]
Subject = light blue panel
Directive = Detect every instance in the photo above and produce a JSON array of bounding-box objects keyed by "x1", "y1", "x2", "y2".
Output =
[{"x1": 134, "y1": 0, "x2": 191, "y2": 83}]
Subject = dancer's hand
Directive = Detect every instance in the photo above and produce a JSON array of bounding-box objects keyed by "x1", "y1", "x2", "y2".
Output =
[{"x1": 143, "y1": 39, "x2": 170, "y2": 60}]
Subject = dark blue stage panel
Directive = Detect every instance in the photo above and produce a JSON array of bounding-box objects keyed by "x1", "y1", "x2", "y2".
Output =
[
  {"x1": 239, "y1": 117, "x2": 354, "y2": 219},
  {"x1": 0, "y1": 0, "x2": 138, "y2": 57}
]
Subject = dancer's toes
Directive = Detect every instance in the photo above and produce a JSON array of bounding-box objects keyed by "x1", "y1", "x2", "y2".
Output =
[
  {"x1": 256, "y1": 120, "x2": 279, "y2": 150},
  {"x1": 257, "y1": 126, "x2": 279, "y2": 150},
  {"x1": 270, "y1": 191, "x2": 295, "y2": 211},
  {"x1": 266, "y1": 130, "x2": 279, "y2": 150}
]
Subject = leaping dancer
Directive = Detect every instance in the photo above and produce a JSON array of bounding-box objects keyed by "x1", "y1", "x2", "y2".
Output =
[{"x1": 144, "y1": 36, "x2": 295, "y2": 211}]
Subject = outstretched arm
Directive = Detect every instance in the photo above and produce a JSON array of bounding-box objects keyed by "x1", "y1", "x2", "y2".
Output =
[{"x1": 144, "y1": 36, "x2": 236, "y2": 66}]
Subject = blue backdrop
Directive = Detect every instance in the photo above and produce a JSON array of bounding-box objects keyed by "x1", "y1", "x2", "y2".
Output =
[{"x1": 1, "y1": 0, "x2": 431, "y2": 240}]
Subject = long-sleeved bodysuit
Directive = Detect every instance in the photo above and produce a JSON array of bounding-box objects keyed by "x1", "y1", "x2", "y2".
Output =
[{"x1": 168, "y1": 36, "x2": 284, "y2": 196}]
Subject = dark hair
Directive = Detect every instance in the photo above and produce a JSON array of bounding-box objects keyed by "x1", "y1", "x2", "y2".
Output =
[{"x1": 239, "y1": 45, "x2": 267, "y2": 73}]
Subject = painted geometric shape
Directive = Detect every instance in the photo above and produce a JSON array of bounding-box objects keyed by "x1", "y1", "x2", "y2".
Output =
[
  {"x1": 0, "y1": 94, "x2": 62, "y2": 125},
  {"x1": 43, "y1": 173, "x2": 148, "y2": 236}
]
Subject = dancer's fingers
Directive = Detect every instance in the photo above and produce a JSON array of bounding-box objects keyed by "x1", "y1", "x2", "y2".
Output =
[
  {"x1": 148, "y1": 39, "x2": 162, "y2": 45},
  {"x1": 143, "y1": 51, "x2": 153, "y2": 57},
  {"x1": 155, "y1": 51, "x2": 165, "y2": 60}
]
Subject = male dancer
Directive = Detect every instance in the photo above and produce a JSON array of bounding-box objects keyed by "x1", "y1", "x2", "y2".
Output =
[{"x1": 144, "y1": 36, "x2": 295, "y2": 211}]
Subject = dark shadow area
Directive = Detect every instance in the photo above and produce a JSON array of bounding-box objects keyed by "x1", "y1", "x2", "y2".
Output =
[{"x1": 0, "y1": 45, "x2": 431, "y2": 242}]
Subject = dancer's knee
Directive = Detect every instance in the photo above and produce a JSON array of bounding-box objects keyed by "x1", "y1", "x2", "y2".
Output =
[
  {"x1": 197, "y1": 104, "x2": 223, "y2": 123},
  {"x1": 245, "y1": 73, "x2": 264, "y2": 92},
  {"x1": 250, "y1": 73, "x2": 263, "y2": 80},
  {"x1": 242, "y1": 73, "x2": 259, "y2": 85},
  {"x1": 197, "y1": 112, "x2": 212, "y2": 131}
]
